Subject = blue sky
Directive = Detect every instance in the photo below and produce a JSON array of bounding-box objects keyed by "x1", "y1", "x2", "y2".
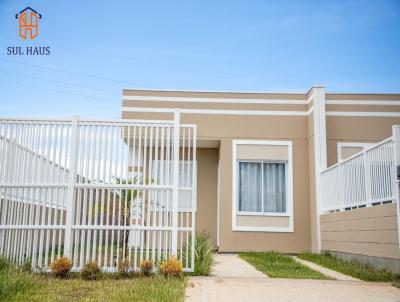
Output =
[{"x1": 0, "y1": 0, "x2": 399, "y2": 118}]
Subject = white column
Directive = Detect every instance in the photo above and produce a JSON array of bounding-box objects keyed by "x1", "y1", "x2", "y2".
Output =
[
  {"x1": 392, "y1": 125, "x2": 400, "y2": 248},
  {"x1": 171, "y1": 110, "x2": 180, "y2": 257},
  {"x1": 64, "y1": 116, "x2": 79, "y2": 259},
  {"x1": 312, "y1": 86, "x2": 327, "y2": 253}
]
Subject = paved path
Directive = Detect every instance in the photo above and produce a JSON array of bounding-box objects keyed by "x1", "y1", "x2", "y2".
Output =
[
  {"x1": 184, "y1": 253, "x2": 400, "y2": 302},
  {"x1": 211, "y1": 253, "x2": 266, "y2": 278},
  {"x1": 292, "y1": 256, "x2": 360, "y2": 281}
]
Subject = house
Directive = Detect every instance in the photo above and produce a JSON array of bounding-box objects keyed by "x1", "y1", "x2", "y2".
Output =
[
  {"x1": 1, "y1": 86, "x2": 399, "y2": 273},
  {"x1": 122, "y1": 86, "x2": 400, "y2": 272}
]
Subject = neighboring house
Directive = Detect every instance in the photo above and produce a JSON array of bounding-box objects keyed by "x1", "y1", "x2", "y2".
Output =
[{"x1": 122, "y1": 86, "x2": 400, "y2": 272}]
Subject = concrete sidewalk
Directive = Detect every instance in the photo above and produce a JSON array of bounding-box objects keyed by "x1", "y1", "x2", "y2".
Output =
[
  {"x1": 292, "y1": 256, "x2": 360, "y2": 281},
  {"x1": 184, "y1": 254, "x2": 400, "y2": 302},
  {"x1": 210, "y1": 253, "x2": 266, "y2": 278}
]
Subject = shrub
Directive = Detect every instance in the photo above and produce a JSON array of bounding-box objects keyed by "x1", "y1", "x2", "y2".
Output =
[
  {"x1": 0, "y1": 256, "x2": 10, "y2": 272},
  {"x1": 159, "y1": 257, "x2": 182, "y2": 277},
  {"x1": 118, "y1": 259, "x2": 130, "y2": 277},
  {"x1": 183, "y1": 231, "x2": 215, "y2": 276},
  {"x1": 49, "y1": 257, "x2": 72, "y2": 278},
  {"x1": 81, "y1": 261, "x2": 102, "y2": 280},
  {"x1": 139, "y1": 260, "x2": 153, "y2": 276},
  {"x1": 193, "y1": 232, "x2": 214, "y2": 276}
]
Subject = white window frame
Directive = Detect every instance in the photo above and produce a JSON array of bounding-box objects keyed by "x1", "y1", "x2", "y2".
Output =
[
  {"x1": 237, "y1": 160, "x2": 289, "y2": 216},
  {"x1": 337, "y1": 142, "x2": 375, "y2": 162},
  {"x1": 152, "y1": 160, "x2": 196, "y2": 212},
  {"x1": 232, "y1": 140, "x2": 294, "y2": 232}
]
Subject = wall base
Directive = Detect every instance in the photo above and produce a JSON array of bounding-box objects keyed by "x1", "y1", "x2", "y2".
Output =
[{"x1": 326, "y1": 250, "x2": 400, "y2": 274}]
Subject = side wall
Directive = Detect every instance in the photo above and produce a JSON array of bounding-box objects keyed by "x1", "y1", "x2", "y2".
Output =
[
  {"x1": 195, "y1": 148, "x2": 219, "y2": 247},
  {"x1": 325, "y1": 93, "x2": 400, "y2": 166},
  {"x1": 321, "y1": 204, "x2": 400, "y2": 272}
]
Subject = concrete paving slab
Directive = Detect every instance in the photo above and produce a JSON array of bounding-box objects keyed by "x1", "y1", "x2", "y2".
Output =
[
  {"x1": 185, "y1": 253, "x2": 399, "y2": 302},
  {"x1": 211, "y1": 253, "x2": 266, "y2": 278},
  {"x1": 292, "y1": 256, "x2": 361, "y2": 281},
  {"x1": 185, "y1": 277, "x2": 399, "y2": 302}
]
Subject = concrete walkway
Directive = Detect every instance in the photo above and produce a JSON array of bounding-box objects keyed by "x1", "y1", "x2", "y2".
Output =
[
  {"x1": 292, "y1": 256, "x2": 360, "y2": 281},
  {"x1": 211, "y1": 253, "x2": 266, "y2": 278},
  {"x1": 184, "y1": 254, "x2": 400, "y2": 302}
]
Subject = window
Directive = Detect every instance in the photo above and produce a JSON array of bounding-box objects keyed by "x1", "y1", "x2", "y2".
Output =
[
  {"x1": 153, "y1": 160, "x2": 194, "y2": 211},
  {"x1": 232, "y1": 140, "x2": 293, "y2": 232},
  {"x1": 337, "y1": 142, "x2": 374, "y2": 162},
  {"x1": 238, "y1": 161, "x2": 287, "y2": 214}
]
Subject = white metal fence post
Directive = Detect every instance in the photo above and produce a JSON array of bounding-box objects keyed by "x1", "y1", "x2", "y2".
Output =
[
  {"x1": 171, "y1": 110, "x2": 180, "y2": 257},
  {"x1": 64, "y1": 116, "x2": 79, "y2": 259},
  {"x1": 392, "y1": 125, "x2": 400, "y2": 248},
  {"x1": 364, "y1": 150, "x2": 372, "y2": 205}
]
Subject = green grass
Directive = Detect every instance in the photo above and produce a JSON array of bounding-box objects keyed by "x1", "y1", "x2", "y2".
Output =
[
  {"x1": 0, "y1": 266, "x2": 187, "y2": 302},
  {"x1": 299, "y1": 252, "x2": 400, "y2": 283},
  {"x1": 239, "y1": 252, "x2": 331, "y2": 279}
]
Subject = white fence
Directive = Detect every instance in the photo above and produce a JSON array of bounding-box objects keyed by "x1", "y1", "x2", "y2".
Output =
[
  {"x1": 0, "y1": 113, "x2": 197, "y2": 272},
  {"x1": 321, "y1": 137, "x2": 396, "y2": 213}
]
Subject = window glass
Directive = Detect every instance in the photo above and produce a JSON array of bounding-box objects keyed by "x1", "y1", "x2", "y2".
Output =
[
  {"x1": 238, "y1": 162, "x2": 262, "y2": 212},
  {"x1": 238, "y1": 161, "x2": 287, "y2": 214},
  {"x1": 263, "y1": 163, "x2": 286, "y2": 213}
]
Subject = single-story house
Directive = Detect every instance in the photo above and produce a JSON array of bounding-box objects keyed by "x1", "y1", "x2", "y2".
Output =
[{"x1": 122, "y1": 86, "x2": 400, "y2": 271}]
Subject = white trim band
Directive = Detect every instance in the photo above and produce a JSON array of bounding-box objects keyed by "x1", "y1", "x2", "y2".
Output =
[
  {"x1": 122, "y1": 107, "x2": 400, "y2": 117},
  {"x1": 326, "y1": 111, "x2": 400, "y2": 117},
  {"x1": 123, "y1": 107, "x2": 309, "y2": 116},
  {"x1": 327, "y1": 100, "x2": 400, "y2": 106},
  {"x1": 123, "y1": 95, "x2": 309, "y2": 105}
]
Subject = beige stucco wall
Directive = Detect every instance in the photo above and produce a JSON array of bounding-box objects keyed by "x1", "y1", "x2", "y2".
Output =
[
  {"x1": 218, "y1": 138, "x2": 312, "y2": 253},
  {"x1": 325, "y1": 92, "x2": 400, "y2": 166},
  {"x1": 195, "y1": 148, "x2": 219, "y2": 247},
  {"x1": 236, "y1": 215, "x2": 290, "y2": 227},
  {"x1": 326, "y1": 116, "x2": 400, "y2": 166},
  {"x1": 237, "y1": 144, "x2": 288, "y2": 161},
  {"x1": 321, "y1": 204, "x2": 400, "y2": 259}
]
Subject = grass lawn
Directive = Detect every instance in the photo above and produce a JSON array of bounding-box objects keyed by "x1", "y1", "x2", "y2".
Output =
[
  {"x1": 299, "y1": 252, "x2": 400, "y2": 284},
  {"x1": 0, "y1": 268, "x2": 187, "y2": 302},
  {"x1": 239, "y1": 252, "x2": 331, "y2": 279}
]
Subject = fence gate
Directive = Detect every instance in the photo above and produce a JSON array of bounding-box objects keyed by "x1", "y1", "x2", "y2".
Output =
[{"x1": 0, "y1": 112, "x2": 197, "y2": 272}]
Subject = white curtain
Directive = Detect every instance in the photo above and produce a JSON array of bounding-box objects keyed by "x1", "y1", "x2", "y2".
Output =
[
  {"x1": 238, "y1": 162, "x2": 286, "y2": 213},
  {"x1": 263, "y1": 163, "x2": 286, "y2": 213},
  {"x1": 238, "y1": 162, "x2": 262, "y2": 212}
]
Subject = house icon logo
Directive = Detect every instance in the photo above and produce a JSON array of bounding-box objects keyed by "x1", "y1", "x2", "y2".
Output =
[{"x1": 15, "y1": 7, "x2": 42, "y2": 40}]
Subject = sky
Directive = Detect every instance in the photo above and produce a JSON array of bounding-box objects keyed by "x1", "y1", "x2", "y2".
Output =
[{"x1": 0, "y1": 0, "x2": 399, "y2": 119}]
